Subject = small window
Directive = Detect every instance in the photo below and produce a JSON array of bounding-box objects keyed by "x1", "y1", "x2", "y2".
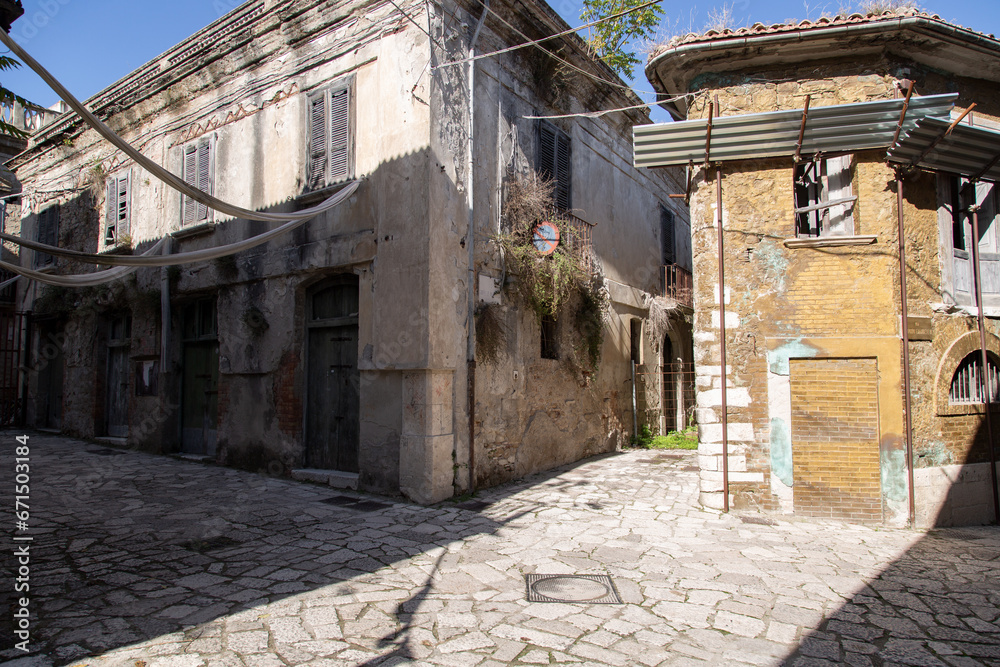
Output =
[
  {"x1": 181, "y1": 138, "x2": 214, "y2": 225},
  {"x1": 105, "y1": 171, "x2": 131, "y2": 245},
  {"x1": 181, "y1": 297, "x2": 218, "y2": 342},
  {"x1": 536, "y1": 121, "x2": 571, "y2": 210},
  {"x1": 630, "y1": 319, "x2": 641, "y2": 365},
  {"x1": 950, "y1": 352, "x2": 1000, "y2": 404},
  {"x1": 661, "y1": 205, "x2": 675, "y2": 266},
  {"x1": 795, "y1": 156, "x2": 856, "y2": 237},
  {"x1": 540, "y1": 315, "x2": 558, "y2": 359},
  {"x1": 34, "y1": 205, "x2": 58, "y2": 268},
  {"x1": 308, "y1": 80, "x2": 353, "y2": 190}
]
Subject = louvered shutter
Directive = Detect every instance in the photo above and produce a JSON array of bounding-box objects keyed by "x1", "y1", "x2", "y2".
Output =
[
  {"x1": 35, "y1": 206, "x2": 56, "y2": 268},
  {"x1": 553, "y1": 131, "x2": 571, "y2": 210},
  {"x1": 825, "y1": 155, "x2": 853, "y2": 235},
  {"x1": 118, "y1": 171, "x2": 130, "y2": 239},
  {"x1": 661, "y1": 207, "x2": 675, "y2": 266},
  {"x1": 182, "y1": 144, "x2": 198, "y2": 224},
  {"x1": 537, "y1": 122, "x2": 571, "y2": 210},
  {"x1": 329, "y1": 87, "x2": 350, "y2": 182},
  {"x1": 196, "y1": 140, "x2": 211, "y2": 222},
  {"x1": 105, "y1": 178, "x2": 117, "y2": 244},
  {"x1": 309, "y1": 92, "x2": 328, "y2": 189}
]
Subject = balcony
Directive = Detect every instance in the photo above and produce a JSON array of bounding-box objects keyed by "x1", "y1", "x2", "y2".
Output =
[
  {"x1": 662, "y1": 263, "x2": 693, "y2": 308},
  {"x1": 541, "y1": 206, "x2": 594, "y2": 273}
]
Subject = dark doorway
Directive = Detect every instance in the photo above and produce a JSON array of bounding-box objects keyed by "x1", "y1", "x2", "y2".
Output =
[
  {"x1": 36, "y1": 322, "x2": 64, "y2": 430},
  {"x1": 180, "y1": 298, "x2": 219, "y2": 456},
  {"x1": 104, "y1": 314, "x2": 130, "y2": 437},
  {"x1": 306, "y1": 275, "x2": 360, "y2": 472}
]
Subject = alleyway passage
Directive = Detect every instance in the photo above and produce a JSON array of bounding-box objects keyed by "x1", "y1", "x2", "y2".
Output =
[{"x1": 1, "y1": 433, "x2": 999, "y2": 666}]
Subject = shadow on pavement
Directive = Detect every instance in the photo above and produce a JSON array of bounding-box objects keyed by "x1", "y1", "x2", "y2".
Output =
[{"x1": 0, "y1": 432, "x2": 563, "y2": 664}]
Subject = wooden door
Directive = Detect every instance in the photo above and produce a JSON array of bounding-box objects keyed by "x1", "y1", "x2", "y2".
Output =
[
  {"x1": 105, "y1": 316, "x2": 130, "y2": 437},
  {"x1": 37, "y1": 324, "x2": 63, "y2": 430},
  {"x1": 180, "y1": 299, "x2": 218, "y2": 456},
  {"x1": 306, "y1": 276, "x2": 360, "y2": 472}
]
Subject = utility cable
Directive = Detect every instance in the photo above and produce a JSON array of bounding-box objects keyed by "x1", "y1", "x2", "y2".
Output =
[
  {"x1": 0, "y1": 180, "x2": 359, "y2": 267},
  {"x1": 432, "y1": 0, "x2": 660, "y2": 69},
  {"x1": 0, "y1": 30, "x2": 353, "y2": 225},
  {"x1": 463, "y1": 0, "x2": 663, "y2": 98},
  {"x1": 523, "y1": 91, "x2": 698, "y2": 119}
]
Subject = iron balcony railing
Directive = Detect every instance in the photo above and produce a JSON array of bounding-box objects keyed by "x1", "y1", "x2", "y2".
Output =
[
  {"x1": 540, "y1": 206, "x2": 594, "y2": 273},
  {"x1": 662, "y1": 263, "x2": 693, "y2": 308}
]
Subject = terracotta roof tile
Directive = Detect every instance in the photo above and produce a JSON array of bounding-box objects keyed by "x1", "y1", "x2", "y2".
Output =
[{"x1": 651, "y1": 7, "x2": 992, "y2": 59}]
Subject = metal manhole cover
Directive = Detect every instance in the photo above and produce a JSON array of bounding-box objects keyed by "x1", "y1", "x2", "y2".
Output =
[{"x1": 526, "y1": 574, "x2": 622, "y2": 604}]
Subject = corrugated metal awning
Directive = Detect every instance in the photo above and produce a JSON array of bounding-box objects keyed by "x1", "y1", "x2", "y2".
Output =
[
  {"x1": 887, "y1": 116, "x2": 1000, "y2": 182},
  {"x1": 633, "y1": 94, "x2": 958, "y2": 169}
]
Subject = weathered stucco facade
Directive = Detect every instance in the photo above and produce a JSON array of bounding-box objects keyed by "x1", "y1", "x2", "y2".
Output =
[
  {"x1": 646, "y1": 9, "x2": 1000, "y2": 526},
  {"x1": 6, "y1": 0, "x2": 689, "y2": 502}
]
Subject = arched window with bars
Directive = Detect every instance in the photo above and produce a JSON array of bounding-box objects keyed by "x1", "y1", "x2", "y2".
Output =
[{"x1": 949, "y1": 351, "x2": 1000, "y2": 404}]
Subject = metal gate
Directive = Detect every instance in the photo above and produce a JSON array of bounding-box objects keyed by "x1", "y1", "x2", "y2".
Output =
[
  {"x1": 0, "y1": 311, "x2": 29, "y2": 426},
  {"x1": 634, "y1": 361, "x2": 697, "y2": 435}
]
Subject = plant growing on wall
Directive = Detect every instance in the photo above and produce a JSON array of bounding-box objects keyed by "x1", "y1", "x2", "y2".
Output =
[{"x1": 495, "y1": 174, "x2": 608, "y2": 371}]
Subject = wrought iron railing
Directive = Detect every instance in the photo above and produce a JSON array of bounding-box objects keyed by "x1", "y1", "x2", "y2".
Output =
[
  {"x1": 663, "y1": 263, "x2": 693, "y2": 308},
  {"x1": 541, "y1": 206, "x2": 594, "y2": 273}
]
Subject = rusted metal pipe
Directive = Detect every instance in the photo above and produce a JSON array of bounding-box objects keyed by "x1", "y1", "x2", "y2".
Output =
[
  {"x1": 969, "y1": 198, "x2": 1000, "y2": 522},
  {"x1": 716, "y1": 164, "x2": 729, "y2": 512},
  {"x1": 895, "y1": 175, "x2": 916, "y2": 527}
]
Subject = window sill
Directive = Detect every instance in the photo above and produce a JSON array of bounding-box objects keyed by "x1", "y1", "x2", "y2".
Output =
[
  {"x1": 171, "y1": 222, "x2": 215, "y2": 240},
  {"x1": 296, "y1": 180, "x2": 357, "y2": 209},
  {"x1": 783, "y1": 235, "x2": 877, "y2": 249}
]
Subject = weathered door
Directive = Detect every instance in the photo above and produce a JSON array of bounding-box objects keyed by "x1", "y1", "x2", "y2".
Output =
[
  {"x1": 105, "y1": 315, "x2": 130, "y2": 437},
  {"x1": 36, "y1": 323, "x2": 63, "y2": 430},
  {"x1": 306, "y1": 276, "x2": 360, "y2": 472},
  {"x1": 180, "y1": 299, "x2": 218, "y2": 455}
]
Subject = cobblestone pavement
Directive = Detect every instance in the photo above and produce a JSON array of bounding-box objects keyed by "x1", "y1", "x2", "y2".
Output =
[{"x1": 1, "y1": 433, "x2": 1000, "y2": 667}]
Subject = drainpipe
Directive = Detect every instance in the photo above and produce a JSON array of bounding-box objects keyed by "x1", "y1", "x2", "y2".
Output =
[
  {"x1": 895, "y1": 174, "x2": 916, "y2": 527},
  {"x1": 969, "y1": 195, "x2": 1000, "y2": 523},
  {"x1": 715, "y1": 164, "x2": 729, "y2": 512},
  {"x1": 466, "y1": 0, "x2": 489, "y2": 495}
]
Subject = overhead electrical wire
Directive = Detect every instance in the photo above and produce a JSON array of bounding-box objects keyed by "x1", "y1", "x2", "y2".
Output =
[
  {"x1": 523, "y1": 91, "x2": 699, "y2": 119},
  {"x1": 432, "y1": 0, "x2": 660, "y2": 69}
]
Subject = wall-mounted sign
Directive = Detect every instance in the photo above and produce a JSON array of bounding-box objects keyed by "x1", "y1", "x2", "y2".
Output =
[
  {"x1": 532, "y1": 221, "x2": 560, "y2": 255},
  {"x1": 906, "y1": 316, "x2": 933, "y2": 341}
]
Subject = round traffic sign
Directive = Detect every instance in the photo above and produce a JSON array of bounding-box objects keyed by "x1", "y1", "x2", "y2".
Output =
[{"x1": 532, "y1": 221, "x2": 560, "y2": 255}]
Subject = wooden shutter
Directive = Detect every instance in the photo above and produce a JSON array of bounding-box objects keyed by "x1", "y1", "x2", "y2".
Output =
[
  {"x1": 117, "y1": 171, "x2": 131, "y2": 239},
  {"x1": 308, "y1": 92, "x2": 328, "y2": 190},
  {"x1": 35, "y1": 206, "x2": 57, "y2": 268},
  {"x1": 196, "y1": 140, "x2": 212, "y2": 222},
  {"x1": 105, "y1": 177, "x2": 117, "y2": 244},
  {"x1": 182, "y1": 144, "x2": 198, "y2": 224},
  {"x1": 825, "y1": 155, "x2": 853, "y2": 235},
  {"x1": 977, "y1": 182, "x2": 1000, "y2": 294},
  {"x1": 661, "y1": 206, "x2": 675, "y2": 266},
  {"x1": 329, "y1": 87, "x2": 350, "y2": 182},
  {"x1": 537, "y1": 122, "x2": 571, "y2": 210}
]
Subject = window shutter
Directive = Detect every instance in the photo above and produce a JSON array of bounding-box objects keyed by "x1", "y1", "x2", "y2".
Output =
[
  {"x1": 661, "y1": 207, "x2": 675, "y2": 266},
  {"x1": 105, "y1": 178, "x2": 117, "y2": 244},
  {"x1": 118, "y1": 172, "x2": 130, "y2": 239},
  {"x1": 329, "y1": 87, "x2": 350, "y2": 182},
  {"x1": 196, "y1": 140, "x2": 212, "y2": 222},
  {"x1": 35, "y1": 206, "x2": 57, "y2": 268},
  {"x1": 537, "y1": 122, "x2": 556, "y2": 188},
  {"x1": 825, "y1": 155, "x2": 853, "y2": 235},
  {"x1": 309, "y1": 93, "x2": 328, "y2": 190},
  {"x1": 554, "y1": 131, "x2": 571, "y2": 210},
  {"x1": 182, "y1": 144, "x2": 198, "y2": 224}
]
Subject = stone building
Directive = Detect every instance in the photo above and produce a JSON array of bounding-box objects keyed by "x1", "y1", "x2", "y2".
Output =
[
  {"x1": 5, "y1": 0, "x2": 690, "y2": 502},
  {"x1": 639, "y1": 8, "x2": 1000, "y2": 527}
]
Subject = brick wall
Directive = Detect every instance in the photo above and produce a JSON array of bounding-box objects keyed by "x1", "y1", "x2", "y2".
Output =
[{"x1": 790, "y1": 357, "x2": 882, "y2": 521}]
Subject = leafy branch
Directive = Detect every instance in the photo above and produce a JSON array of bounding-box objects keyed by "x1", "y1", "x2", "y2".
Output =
[{"x1": 581, "y1": 0, "x2": 664, "y2": 78}]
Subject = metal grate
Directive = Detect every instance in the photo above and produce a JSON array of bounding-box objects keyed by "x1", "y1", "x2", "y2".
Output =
[{"x1": 526, "y1": 574, "x2": 622, "y2": 604}]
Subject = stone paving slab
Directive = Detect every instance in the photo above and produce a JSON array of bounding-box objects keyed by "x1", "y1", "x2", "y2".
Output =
[{"x1": 1, "y1": 433, "x2": 999, "y2": 666}]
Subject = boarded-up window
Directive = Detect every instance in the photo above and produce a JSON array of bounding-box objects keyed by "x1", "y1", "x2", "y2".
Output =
[
  {"x1": 34, "y1": 205, "x2": 58, "y2": 268},
  {"x1": 795, "y1": 156, "x2": 855, "y2": 237},
  {"x1": 105, "y1": 171, "x2": 131, "y2": 245},
  {"x1": 181, "y1": 138, "x2": 213, "y2": 225},
  {"x1": 308, "y1": 81, "x2": 352, "y2": 190},
  {"x1": 537, "y1": 121, "x2": 571, "y2": 210}
]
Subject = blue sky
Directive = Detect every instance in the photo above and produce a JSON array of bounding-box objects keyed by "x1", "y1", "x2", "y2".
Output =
[{"x1": 4, "y1": 0, "x2": 1000, "y2": 123}]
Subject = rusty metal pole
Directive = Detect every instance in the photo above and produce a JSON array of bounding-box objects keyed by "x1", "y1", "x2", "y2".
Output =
[
  {"x1": 716, "y1": 164, "x2": 729, "y2": 512},
  {"x1": 895, "y1": 175, "x2": 916, "y2": 527},
  {"x1": 969, "y1": 196, "x2": 1000, "y2": 522}
]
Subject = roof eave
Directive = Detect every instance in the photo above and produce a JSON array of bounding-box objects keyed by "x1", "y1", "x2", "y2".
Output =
[{"x1": 646, "y1": 16, "x2": 1000, "y2": 120}]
